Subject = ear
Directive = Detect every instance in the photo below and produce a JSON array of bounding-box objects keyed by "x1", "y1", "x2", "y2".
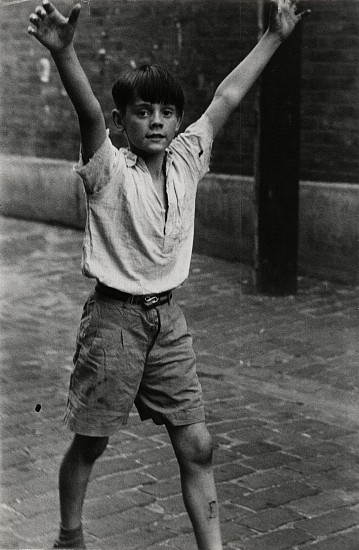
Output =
[{"x1": 112, "y1": 109, "x2": 125, "y2": 132}]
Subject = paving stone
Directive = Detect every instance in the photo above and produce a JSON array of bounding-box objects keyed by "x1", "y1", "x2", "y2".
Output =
[
  {"x1": 87, "y1": 507, "x2": 161, "y2": 538},
  {"x1": 308, "y1": 469, "x2": 359, "y2": 492},
  {"x1": 219, "y1": 503, "x2": 250, "y2": 522},
  {"x1": 157, "y1": 494, "x2": 186, "y2": 515},
  {"x1": 91, "y1": 455, "x2": 145, "y2": 478},
  {"x1": 85, "y1": 491, "x2": 155, "y2": 519},
  {"x1": 0, "y1": 504, "x2": 23, "y2": 528},
  {"x1": 137, "y1": 445, "x2": 177, "y2": 465},
  {"x1": 207, "y1": 402, "x2": 255, "y2": 420},
  {"x1": 241, "y1": 451, "x2": 300, "y2": 471},
  {"x1": 220, "y1": 520, "x2": 255, "y2": 543},
  {"x1": 296, "y1": 507, "x2": 359, "y2": 537},
  {"x1": 20, "y1": 473, "x2": 57, "y2": 496},
  {"x1": 146, "y1": 544, "x2": 179, "y2": 550},
  {"x1": 0, "y1": 449, "x2": 34, "y2": 469},
  {"x1": 210, "y1": 419, "x2": 268, "y2": 434},
  {"x1": 99, "y1": 525, "x2": 173, "y2": 549},
  {"x1": 144, "y1": 459, "x2": 179, "y2": 481},
  {"x1": 212, "y1": 447, "x2": 241, "y2": 465},
  {"x1": 0, "y1": 528, "x2": 23, "y2": 550},
  {"x1": 238, "y1": 506, "x2": 303, "y2": 532},
  {"x1": 11, "y1": 510, "x2": 59, "y2": 539},
  {"x1": 285, "y1": 489, "x2": 355, "y2": 518},
  {"x1": 287, "y1": 441, "x2": 347, "y2": 459},
  {"x1": 1, "y1": 218, "x2": 359, "y2": 550},
  {"x1": 1, "y1": 465, "x2": 48, "y2": 487},
  {"x1": 86, "y1": 471, "x2": 152, "y2": 498},
  {"x1": 285, "y1": 455, "x2": 345, "y2": 475},
  {"x1": 240, "y1": 468, "x2": 302, "y2": 490},
  {"x1": 157, "y1": 513, "x2": 193, "y2": 534},
  {"x1": 216, "y1": 482, "x2": 250, "y2": 503},
  {"x1": 232, "y1": 482, "x2": 319, "y2": 511},
  {"x1": 237, "y1": 527, "x2": 314, "y2": 550},
  {"x1": 225, "y1": 426, "x2": 278, "y2": 443},
  {"x1": 156, "y1": 532, "x2": 197, "y2": 550},
  {"x1": 140, "y1": 478, "x2": 182, "y2": 498},
  {"x1": 11, "y1": 491, "x2": 58, "y2": 518},
  {"x1": 299, "y1": 526, "x2": 359, "y2": 549},
  {"x1": 0, "y1": 483, "x2": 31, "y2": 504},
  {"x1": 280, "y1": 419, "x2": 354, "y2": 441},
  {"x1": 231, "y1": 441, "x2": 281, "y2": 457},
  {"x1": 112, "y1": 437, "x2": 165, "y2": 456},
  {"x1": 214, "y1": 462, "x2": 254, "y2": 482}
]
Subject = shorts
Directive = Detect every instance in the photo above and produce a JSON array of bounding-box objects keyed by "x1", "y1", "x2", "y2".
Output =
[{"x1": 64, "y1": 288, "x2": 205, "y2": 436}]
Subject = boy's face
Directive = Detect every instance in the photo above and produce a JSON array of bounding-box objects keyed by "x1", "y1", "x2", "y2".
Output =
[{"x1": 113, "y1": 96, "x2": 182, "y2": 158}]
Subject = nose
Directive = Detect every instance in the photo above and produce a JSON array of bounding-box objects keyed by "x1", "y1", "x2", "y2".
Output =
[{"x1": 150, "y1": 109, "x2": 163, "y2": 127}]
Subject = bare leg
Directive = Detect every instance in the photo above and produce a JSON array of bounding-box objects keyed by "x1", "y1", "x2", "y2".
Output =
[
  {"x1": 167, "y1": 422, "x2": 222, "y2": 550},
  {"x1": 58, "y1": 434, "x2": 109, "y2": 530}
]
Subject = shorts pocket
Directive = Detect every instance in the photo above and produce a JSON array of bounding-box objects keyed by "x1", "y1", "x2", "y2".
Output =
[{"x1": 73, "y1": 292, "x2": 99, "y2": 365}]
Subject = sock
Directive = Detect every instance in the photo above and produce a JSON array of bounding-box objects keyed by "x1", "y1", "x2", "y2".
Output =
[{"x1": 53, "y1": 524, "x2": 85, "y2": 549}]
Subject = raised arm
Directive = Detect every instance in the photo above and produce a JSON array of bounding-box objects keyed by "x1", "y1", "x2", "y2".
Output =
[
  {"x1": 28, "y1": 0, "x2": 106, "y2": 162},
  {"x1": 205, "y1": 0, "x2": 310, "y2": 138}
]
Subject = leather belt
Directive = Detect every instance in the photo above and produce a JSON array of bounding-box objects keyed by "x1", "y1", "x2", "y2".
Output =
[{"x1": 96, "y1": 282, "x2": 172, "y2": 309}]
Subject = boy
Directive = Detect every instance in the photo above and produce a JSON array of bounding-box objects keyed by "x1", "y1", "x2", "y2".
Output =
[{"x1": 28, "y1": 1, "x2": 309, "y2": 548}]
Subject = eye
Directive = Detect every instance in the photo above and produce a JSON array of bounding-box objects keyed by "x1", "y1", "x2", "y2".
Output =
[
  {"x1": 162, "y1": 108, "x2": 175, "y2": 118},
  {"x1": 137, "y1": 109, "x2": 150, "y2": 118}
]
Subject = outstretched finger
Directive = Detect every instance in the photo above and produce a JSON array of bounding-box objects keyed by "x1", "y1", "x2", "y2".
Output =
[
  {"x1": 277, "y1": 0, "x2": 286, "y2": 14},
  {"x1": 42, "y1": 0, "x2": 55, "y2": 15},
  {"x1": 29, "y1": 13, "x2": 41, "y2": 28},
  {"x1": 28, "y1": 25, "x2": 35, "y2": 35},
  {"x1": 290, "y1": 0, "x2": 298, "y2": 13},
  {"x1": 35, "y1": 6, "x2": 47, "y2": 18},
  {"x1": 28, "y1": 23, "x2": 40, "y2": 38},
  {"x1": 68, "y1": 3, "x2": 81, "y2": 27}
]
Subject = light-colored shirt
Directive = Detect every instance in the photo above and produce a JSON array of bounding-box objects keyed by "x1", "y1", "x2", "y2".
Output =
[{"x1": 75, "y1": 114, "x2": 213, "y2": 295}]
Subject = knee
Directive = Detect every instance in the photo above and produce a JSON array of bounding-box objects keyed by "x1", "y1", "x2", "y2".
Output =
[
  {"x1": 180, "y1": 428, "x2": 214, "y2": 469},
  {"x1": 74, "y1": 435, "x2": 109, "y2": 464},
  {"x1": 195, "y1": 430, "x2": 214, "y2": 466}
]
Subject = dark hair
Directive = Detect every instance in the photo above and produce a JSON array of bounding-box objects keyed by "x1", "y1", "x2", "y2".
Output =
[{"x1": 112, "y1": 64, "x2": 185, "y2": 117}]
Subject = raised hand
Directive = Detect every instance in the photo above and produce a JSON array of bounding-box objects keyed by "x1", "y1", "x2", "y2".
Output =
[
  {"x1": 268, "y1": 0, "x2": 311, "y2": 42},
  {"x1": 28, "y1": 0, "x2": 81, "y2": 53}
]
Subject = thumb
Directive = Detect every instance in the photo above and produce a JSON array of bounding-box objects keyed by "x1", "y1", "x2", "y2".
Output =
[
  {"x1": 268, "y1": 1, "x2": 279, "y2": 22},
  {"x1": 268, "y1": 1, "x2": 279, "y2": 30},
  {"x1": 297, "y1": 9, "x2": 312, "y2": 20},
  {"x1": 68, "y1": 3, "x2": 81, "y2": 27}
]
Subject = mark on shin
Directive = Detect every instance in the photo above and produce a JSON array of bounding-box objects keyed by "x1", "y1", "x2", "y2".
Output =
[{"x1": 209, "y1": 500, "x2": 218, "y2": 519}]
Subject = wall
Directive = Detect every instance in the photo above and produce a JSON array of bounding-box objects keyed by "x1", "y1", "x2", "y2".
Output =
[
  {"x1": 1, "y1": 154, "x2": 357, "y2": 284},
  {"x1": 195, "y1": 175, "x2": 359, "y2": 284},
  {"x1": 1, "y1": 1, "x2": 358, "y2": 284},
  {"x1": 0, "y1": 0, "x2": 358, "y2": 182}
]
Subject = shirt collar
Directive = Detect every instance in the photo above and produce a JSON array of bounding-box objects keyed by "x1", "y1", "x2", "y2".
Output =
[
  {"x1": 123, "y1": 149, "x2": 137, "y2": 167},
  {"x1": 123, "y1": 148, "x2": 173, "y2": 169}
]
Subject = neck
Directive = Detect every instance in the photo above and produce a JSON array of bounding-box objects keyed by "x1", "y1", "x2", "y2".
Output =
[
  {"x1": 146, "y1": 155, "x2": 166, "y2": 182},
  {"x1": 132, "y1": 147, "x2": 166, "y2": 180}
]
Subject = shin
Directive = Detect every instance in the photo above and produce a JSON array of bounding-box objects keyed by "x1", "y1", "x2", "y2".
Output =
[
  {"x1": 167, "y1": 422, "x2": 222, "y2": 550},
  {"x1": 58, "y1": 434, "x2": 109, "y2": 530}
]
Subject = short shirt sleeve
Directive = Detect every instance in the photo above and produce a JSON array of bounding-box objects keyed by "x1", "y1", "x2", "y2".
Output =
[
  {"x1": 170, "y1": 114, "x2": 214, "y2": 180},
  {"x1": 74, "y1": 129, "x2": 120, "y2": 194}
]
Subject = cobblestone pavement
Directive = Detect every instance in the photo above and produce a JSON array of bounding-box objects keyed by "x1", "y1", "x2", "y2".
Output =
[{"x1": 1, "y1": 216, "x2": 359, "y2": 550}]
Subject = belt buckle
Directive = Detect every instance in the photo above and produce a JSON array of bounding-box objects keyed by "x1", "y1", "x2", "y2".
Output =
[{"x1": 143, "y1": 295, "x2": 159, "y2": 308}]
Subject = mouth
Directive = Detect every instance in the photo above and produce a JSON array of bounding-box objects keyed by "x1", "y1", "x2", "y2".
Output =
[{"x1": 147, "y1": 134, "x2": 165, "y2": 140}]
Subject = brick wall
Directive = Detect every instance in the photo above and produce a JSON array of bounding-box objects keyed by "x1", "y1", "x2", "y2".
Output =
[{"x1": 0, "y1": 0, "x2": 358, "y2": 183}]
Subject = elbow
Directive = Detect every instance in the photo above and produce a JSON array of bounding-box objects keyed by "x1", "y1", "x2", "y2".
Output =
[
  {"x1": 214, "y1": 89, "x2": 239, "y2": 112},
  {"x1": 78, "y1": 102, "x2": 104, "y2": 127}
]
